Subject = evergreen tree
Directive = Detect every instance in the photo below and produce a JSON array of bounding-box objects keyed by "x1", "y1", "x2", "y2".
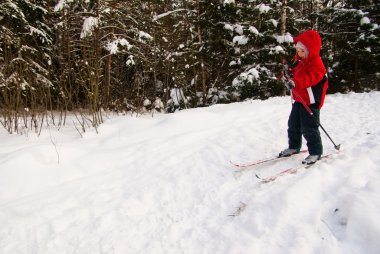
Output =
[
  {"x1": 0, "y1": 0, "x2": 53, "y2": 132},
  {"x1": 224, "y1": 0, "x2": 288, "y2": 100},
  {"x1": 1, "y1": 0, "x2": 379, "y2": 133},
  {"x1": 317, "y1": 0, "x2": 380, "y2": 92}
]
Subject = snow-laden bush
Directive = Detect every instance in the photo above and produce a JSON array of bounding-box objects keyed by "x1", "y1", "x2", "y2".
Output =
[{"x1": 232, "y1": 65, "x2": 283, "y2": 100}]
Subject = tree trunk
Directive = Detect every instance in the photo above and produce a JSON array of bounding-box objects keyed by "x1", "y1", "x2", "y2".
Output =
[
  {"x1": 281, "y1": 0, "x2": 287, "y2": 35},
  {"x1": 196, "y1": 0, "x2": 207, "y2": 105}
]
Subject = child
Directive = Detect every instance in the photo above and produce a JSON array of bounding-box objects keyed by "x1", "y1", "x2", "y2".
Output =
[{"x1": 279, "y1": 30, "x2": 328, "y2": 164}]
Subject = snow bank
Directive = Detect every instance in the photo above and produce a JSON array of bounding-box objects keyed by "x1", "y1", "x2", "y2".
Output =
[{"x1": 1, "y1": 92, "x2": 380, "y2": 254}]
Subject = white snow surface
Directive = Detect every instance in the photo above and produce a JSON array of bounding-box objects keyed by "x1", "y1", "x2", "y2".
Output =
[{"x1": 1, "y1": 92, "x2": 380, "y2": 254}]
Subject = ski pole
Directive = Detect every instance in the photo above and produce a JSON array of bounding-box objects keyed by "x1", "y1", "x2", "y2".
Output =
[{"x1": 291, "y1": 89, "x2": 341, "y2": 151}]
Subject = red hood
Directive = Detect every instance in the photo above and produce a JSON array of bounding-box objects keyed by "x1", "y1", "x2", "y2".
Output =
[{"x1": 293, "y1": 30, "x2": 322, "y2": 60}]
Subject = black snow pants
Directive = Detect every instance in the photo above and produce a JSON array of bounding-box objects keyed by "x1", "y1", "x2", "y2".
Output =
[{"x1": 287, "y1": 102, "x2": 323, "y2": 155}]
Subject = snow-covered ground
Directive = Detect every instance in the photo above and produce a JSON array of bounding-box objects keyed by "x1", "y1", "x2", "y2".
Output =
[{"x1": 1, "y1": 92, "x2": 380, "y2": 254}]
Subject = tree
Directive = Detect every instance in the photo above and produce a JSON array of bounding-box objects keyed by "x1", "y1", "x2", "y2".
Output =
[
  {"x1": 316, "y1": 0, "x2": 380, "y2": 92},
  {"x1": 1, "y1": 0, "x2": 379, "y2": 133},
  {"x1": 0, "y1": 0, "x2": 53, "y2": 133}
]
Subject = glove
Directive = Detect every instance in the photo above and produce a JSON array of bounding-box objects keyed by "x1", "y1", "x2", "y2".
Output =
[{"x1": 285, "y1": 80, "x2": 295, "y2": 90}]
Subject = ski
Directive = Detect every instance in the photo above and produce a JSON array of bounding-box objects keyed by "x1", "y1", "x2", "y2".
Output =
[
  {"x1": 231, "y1": 149, "x2": 308, "y2": 169},
  {"x1": 255, "y1": 152, "x2": 338, "y2": 184}
]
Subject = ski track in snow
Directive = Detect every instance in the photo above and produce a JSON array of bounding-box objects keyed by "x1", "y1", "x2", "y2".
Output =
[{"x1": 1, "y1": 92, "x2": 380, "y2": 254}]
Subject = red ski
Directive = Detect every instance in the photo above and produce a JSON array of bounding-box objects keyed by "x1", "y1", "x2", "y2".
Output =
[
  {"x1": 231, "y1": 150, "x2": 308, "y2": 169},
  {"x1": 255, "y1": 152, "x2": 338, "y2": 183}
]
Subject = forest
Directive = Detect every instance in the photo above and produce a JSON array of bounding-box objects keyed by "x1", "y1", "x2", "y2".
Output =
[{"x1": 0, "y1": 0, "x2": 379, "y2": 133}]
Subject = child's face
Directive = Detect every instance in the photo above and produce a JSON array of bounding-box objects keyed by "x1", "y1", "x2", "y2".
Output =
[{"x1": 296, "y1": 48, "x2": 307, "y2": 59}]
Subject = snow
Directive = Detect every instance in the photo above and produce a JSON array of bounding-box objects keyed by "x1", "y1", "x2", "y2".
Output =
[
  {"x1": 234, "y1": 24, "x2": 244, "y2": 35},
  {"x1": 271, "y1": 45, "x2": 285, "y2": 54},
  {"x1": 80, "y1": 17, "x2": 98, "y2": 39},
  {"x1": 143, "y1": 98, "x2": 151, "y2": 107},
  {"x1": 233, "y1": 66, "x2": 260, "y2": 86},
  {"x1": 106, "y1": 39, "x2": 133, "y2": 54},
  {"x1": 255, "y1": 4, "x2": 271, "y2": 14},
  {"x1": 224, "y1": 23, "x2": 234, "y2": 32},
  {"x1": 249, "y1": 26, "x2": 260, "y2": 35},
  {"x1": 152, "y1": 9, "x2": 186, "y2": 22},
  {"x1": 276, "y1": 32, "x2": 293, "y2": 44},
  {"x1": 269, "y1": 19, "x2": 278, "y2": 28},
  {"x1": 169, "y1": 87, "x2": 187, "y2": 106},
  {"x1": 126, "y1": 55, "x2": 135, "y2": 66},
  {"x1": 233, "y1": 35, "x2": 249, "y2": 45},
  {"x1": 1, "y1": 92, "x2": 380, "y2": 254},
  {"x1": 223, "y1": 0, "x2": 235, "y2": 5},
  {"x1": 54, "y1": 0, "x2": 78, "y2": 11},
  {"x1": 28, "y1": 26, "x2": 49, "y2": 43},
  {"x1": 138, "y1": 31, "x2": 153, "y2": 42},
  {"x1": 360, "y1": 17, "x2": 370, "y2": 26}
]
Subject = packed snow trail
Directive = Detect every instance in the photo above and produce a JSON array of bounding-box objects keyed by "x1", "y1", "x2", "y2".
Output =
[{"x1": 1, "y1": 92, "x2": 380, "y2": 254}]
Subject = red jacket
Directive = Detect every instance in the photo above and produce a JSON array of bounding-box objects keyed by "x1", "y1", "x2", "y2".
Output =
[{"x1": 291, "y1": 30, "x2": 328, "y2": 109}]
